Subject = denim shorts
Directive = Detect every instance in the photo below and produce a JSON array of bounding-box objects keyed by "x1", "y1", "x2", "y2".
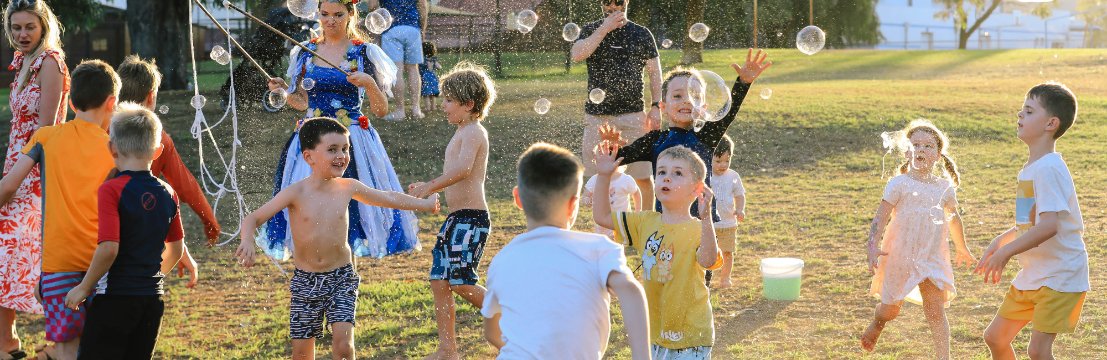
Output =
[{"x1": 382, "y1": 25, "x2": 424, "y2": 64}]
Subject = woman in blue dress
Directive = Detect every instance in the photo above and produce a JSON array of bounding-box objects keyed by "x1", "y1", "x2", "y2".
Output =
[{"x1": 262, "y1": 0, "x2": 418, "y2": 260}]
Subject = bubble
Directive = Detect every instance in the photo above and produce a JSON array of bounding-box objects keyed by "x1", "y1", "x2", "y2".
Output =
[
  {"x1": 661, "y1": 39, "x2": 673, "y2": 48},
  {"x1": 267, "y1": 89, "x2": 288, "y2": 109},
  {"x1": 880, "y1": 131, "x2": 905, "y2": 153},
  {"x1": 796, "y1": 25, "x2": 826, "y2": 55},
  {"x1": 693, "y1": 118, "x2": 706, "y2": 132},
  {"x1": 588, "y1": 88, "x2": 606, "y2": 104},
  {"x1": 190, "y1": 95, "x2": 206, "y2": 110},
  {"x1": 533, "y1": 98, "x2": 551, "y2": 115},
  {"x1": 365, "y1": 8, "x2": 393, "y2": 35},
  {"x1": 158, "y1": 105, "x2": 169, "y2": 114},
  {"x1": 685, "y1": 70, "x2": 732, "y2": 123},
  {"x1": 286, "y1": 0, "x2": 318, "y2": 19},
  {"x1": 759, "y1": 88, "x2": 772, "y2": 100},
  {"x1": 562, "y1": 22, "x2": 581, "y2": 42},
  {"x1": 688, "y1": 23, "x2": 710, "y2": 43},
  {"x1": 516, "y1": 10, "x2": 538, "y2": 33},
  {"x1": 776, "y1": 31, "x2": 783, "y2": 37},
  {"x1": 209, "y1": 45, "x2": 231, "y2": 66},
  {"x1": 301, "y1": 77, "x2": 315, "y2": 91},
  {"x1": 930, "y1": 206, "x2": 946, "y2": 225}
]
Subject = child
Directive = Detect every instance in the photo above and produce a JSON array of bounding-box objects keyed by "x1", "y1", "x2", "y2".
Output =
[
  {"x1": 977, "y1": 82, "x2": 1087, "y2": 360},
  {"x1": 710, "y1": 135, "x2": 745, "y2": 289},
  {"x1": 860, "y1": 120, "x2": 976, "y2": 359},
  {"x1": 117, "y1": 54, "x2": 220, "y2": 288},
  {"x1": 600, "y1": 48, "x2": 771, "y2": 219},
  {"x1": 62, "y1": 103, "x2": 184, "y2": 358},
  {"x1": 419, "y1": 41, "x2": 442, "y2": 113},
  {"x1": 407, "y1": 62, "x2": 495, "y2": 360},
  {"x1": 0, "y1": 60, "x2": 120, "y2": 360},
  {"x1": 594, "y1": 143, "x2": 723, "y2": 359},
  {"x1": 583, "y1": 164, "x2": 642, "y2": 237},
  {"x1": 480, "y1": 143, "x2": 650, "y2": 359},
  {"x1": 236, "y1": 118, "x2": 439, "y2": 360}
]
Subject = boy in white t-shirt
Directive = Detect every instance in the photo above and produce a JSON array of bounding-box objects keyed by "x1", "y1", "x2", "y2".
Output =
[
  {"x1": 977, "y1": 82, "x2": 1088, "y2": 360},
  {"x1": 584, "y1": 165, "x2": 642, "y2": 237},
  {"x1": 481, "y1": 143, "x2": 650, "y2": 360},
  {"x1": 710, "y1": 135, "x2": 745, "y2": 289}
]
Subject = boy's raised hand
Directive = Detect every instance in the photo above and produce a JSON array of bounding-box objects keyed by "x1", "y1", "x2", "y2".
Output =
[
  {"x1": 593, "y1": 140, "x2": 623, "y2": 176},
  {"x1": 598, "y1": 124, "x2": 626, "y2": 147},
  {"x1": 234, "y1": 238, "x2": 256, "y2": 268},
  {"x1": 695, "y1": 185, "x2": 714, "y2": 219},
  {"x1": 733, "y1": 48, "x2": 773, "y2": 84}
]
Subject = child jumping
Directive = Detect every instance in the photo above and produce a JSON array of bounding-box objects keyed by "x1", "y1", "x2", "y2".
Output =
[
  {"x1": 406, "y1": 62, "x2": 496, "y2": 360},
  {"x1": 583, "y1": 164, "x2": 642, "y2": 238},
  {"x1": 710, "y1": 135, "x2": 746, "y2": 289},
  {"x1": 63, "y1": 103, "x2": 185, "y2": 358},
  {"x1": 861, "y1": 120, "x2": 976, "y2": 359},
  {"x1": 236, "y1": 118, "x2": 439, "y2": 360},
  {"x1": 594, "y1": 142, "x2": 722, "y2": 359},
  {"x1": 977, "y1": 82, "x2": 1087, "y2": 360},
  {"x1": 481, "y1": 143, "x2": 650, "y2": 359}
]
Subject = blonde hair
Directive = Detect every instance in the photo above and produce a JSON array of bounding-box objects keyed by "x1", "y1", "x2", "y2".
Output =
[
  {"x1": 897, "y1": 119, "x2": 961, "y2": 187},
  {"x1": 441, "y1": 62, "x2": 497, "y2": 120},
  {"x1": 658, "y1": 146, "x2": 707, "y2": 182},
  {"x1": 5, "y1": 0, "x2": 64, "y2": 89},
  {"x1": 110, "y1": 102, "x2": 163, "y2": 159},
  {"x1": 662, "y1": 66, "x2": 706, "y2": 100},
  {"x1": 319, "y1": 0, "x2": 365, "y2": 42}
]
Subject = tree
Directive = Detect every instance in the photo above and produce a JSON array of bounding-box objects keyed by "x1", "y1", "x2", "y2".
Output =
[
  {"x1": 680, "y1": 0, "x2": 705, "y2": 64},
  {"x1": 933, "y1": 0, "x2": 1052, "y2": 49},
  {"x1": 45, "y1": 0, "x2": 103, "y2": 33},
  {"x1": 127, "y1": 0, "x2": 190, "y2": 90}
]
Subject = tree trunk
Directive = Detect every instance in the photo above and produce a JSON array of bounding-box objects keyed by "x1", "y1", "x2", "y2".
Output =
[
  {"x1": 680, "y1": 0, "x2": 704, "y2": 65},
  {"x1": 127, "y1": 0, "x2": 190, "y2": 90},
  {"x1": 958, "y1": 30, "x2": 969, "y2": 49}
]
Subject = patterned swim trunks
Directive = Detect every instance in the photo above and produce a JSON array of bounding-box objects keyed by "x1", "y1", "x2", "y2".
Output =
[
  {"x1": 429, "y1": 209, "x2": 491, "y2": 286},
  {"x1": 288, "y1": 264, "x2": 359, "y2": 339}
]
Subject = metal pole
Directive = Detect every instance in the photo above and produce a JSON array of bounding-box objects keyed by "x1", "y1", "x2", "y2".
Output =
[
  {"x1": 809, "y1": 0, "x2": 814, "y2": 26},
  {"x1": 494, "y1": 0, "x2": 503, "y2": 77},
  {"x1": 753, "y1": 0, "x2": 758, "y2": 48}
]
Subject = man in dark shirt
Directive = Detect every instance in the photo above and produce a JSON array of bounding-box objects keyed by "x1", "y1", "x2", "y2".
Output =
[{"x1": 572, "y1": 0, "x2": 663, "y2": 205}]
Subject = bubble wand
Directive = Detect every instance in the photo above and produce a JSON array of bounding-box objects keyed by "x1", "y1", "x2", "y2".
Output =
[
  {"x1": 222, "y1": 1, "x2": 352, "y2": 76},
  {"x1": 193, "y1": 0, "x2": 272, "y2": 79}
]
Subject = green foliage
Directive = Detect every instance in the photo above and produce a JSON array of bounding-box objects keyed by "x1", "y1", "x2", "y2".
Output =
[{"x1": 44, "y1": 0, "x2": 102, "y2": 33}]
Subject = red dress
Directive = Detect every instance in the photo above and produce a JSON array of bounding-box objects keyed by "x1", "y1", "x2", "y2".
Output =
[{"x1": 0, "y1": 49, "x2": 68, "y2": 314}]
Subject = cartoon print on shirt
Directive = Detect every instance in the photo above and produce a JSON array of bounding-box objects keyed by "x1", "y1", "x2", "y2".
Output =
[
  {"x1": 642, "y1": 232, "x2": 662, "y2": 281},
  {"x1": 657, "y1": 245, "x2": 674, "y2": 283}
]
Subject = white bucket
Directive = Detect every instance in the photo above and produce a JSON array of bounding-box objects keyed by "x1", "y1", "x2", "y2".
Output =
[{"x1": 760, "y1": 257, "x2": 804, "y2": 301}]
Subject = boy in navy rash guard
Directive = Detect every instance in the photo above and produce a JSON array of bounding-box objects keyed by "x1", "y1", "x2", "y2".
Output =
[{"x1": 64, "y1": 102, "x2": 184, "y2": 359}]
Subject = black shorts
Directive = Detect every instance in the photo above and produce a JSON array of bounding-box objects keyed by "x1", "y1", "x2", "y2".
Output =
[{"x1": 77, "y1": 294, "x2": 165, "y2": 359}]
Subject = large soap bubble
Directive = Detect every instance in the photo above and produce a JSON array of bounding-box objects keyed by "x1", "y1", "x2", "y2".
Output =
[
  {"x1": 796, "y1": 25, "x2": 826, "y2": 55},
  {"x1": 301, "y1": 77, "x2": 316, "y2": 91},
  {"x1": 685, "y1": 70, "x2": 732, "y2": 123},
  {"x1": 158, "y1": 105, "x2": 169, "y2": 115},
  {"x1": 287, "y1": 0, "x2": 318, "y2": 19},
  {"x1": 759, "y1": 88, "x2": 773, "y2": 100},
  {"x1": 661, "y1": 39, "x2": 673, "y2": 48},
  {"x1": 365, "y1": 8, "x2": 393, "y2": 34},
  {"x1": 688, "y1": 23, "x2": 710, "y2": 43},
  {"x1": 190, "y1": 95, "x2": 207, "y2": 110},
  {"x1": 533, "y1": 98, "x2": 551, "y2": 115},
  {"x1": 267, "y1": 89, "x2": 289, "y2": 109},
  {"x1": 588, "y1": 88, "x2": 606, "y2": 104},
  {"x1": 516, "y1": 10, "x2": 538, "y2": 33},
  {"x1": 562, "y1": 23, "x2": 581, "y2": 42},
  {"x1": 210, "y1": 45, "x2": 231, "y2": 66}
]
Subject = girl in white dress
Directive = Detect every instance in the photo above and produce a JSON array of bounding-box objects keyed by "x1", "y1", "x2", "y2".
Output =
[{"x1": 860, "y1": 120, "x2": 976, "y2": 359}]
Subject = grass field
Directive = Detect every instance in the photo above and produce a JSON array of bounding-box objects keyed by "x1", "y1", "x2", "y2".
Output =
[{"x1": 4, "y1": 48, "x2": 1106, "y2": 359}]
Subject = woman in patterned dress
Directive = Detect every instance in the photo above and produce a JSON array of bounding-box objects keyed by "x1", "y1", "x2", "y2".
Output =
[{"x1": 0, "y1": 1, "x2": 68, "y2": 358}]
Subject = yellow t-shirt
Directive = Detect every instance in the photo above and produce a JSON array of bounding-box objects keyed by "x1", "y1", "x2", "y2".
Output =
[
  {"x1": 21, "y1": 119, "x2": 113, "y2": 273},
  {"x1": 612, "y1": 211, "x2": 722, "y2": 349}
]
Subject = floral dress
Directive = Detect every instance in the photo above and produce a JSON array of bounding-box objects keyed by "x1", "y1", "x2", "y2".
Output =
[
  {"x1": 0, "y1": 49, "x2": 68, "y2": 314},
  {"x1": 258, "y1": 39, "x2": 418, "y2": 260}
]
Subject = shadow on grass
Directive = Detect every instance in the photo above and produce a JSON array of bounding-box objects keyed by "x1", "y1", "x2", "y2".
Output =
[{"x1": 718, "y1": 298, "x2": 793, "y2": 343}]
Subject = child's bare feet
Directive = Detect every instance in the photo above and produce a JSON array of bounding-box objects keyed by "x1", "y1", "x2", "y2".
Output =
[
  {"x1": 412, "y1": 107, "x2": 426, "y2": 119},
  {"x1": 384, "y1": 109, "x2": 406, "y2": 121},
  {"x1": 717, "y1": 280, "x2": 733, "y2": 289},
  {"x1": 860, "y1": 320, "x2": 885, "y2": 352},
  {"x1": 424, "y1": 348, "x2": 460, "y2": 360}
]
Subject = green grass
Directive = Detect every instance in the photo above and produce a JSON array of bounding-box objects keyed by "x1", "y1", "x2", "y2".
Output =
[{"x1": 5, "y1": 48, "x2": 1107, "y2": 359}]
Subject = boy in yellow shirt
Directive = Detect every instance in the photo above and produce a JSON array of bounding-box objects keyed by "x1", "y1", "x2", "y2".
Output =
[{"x1": 594, "y1": 142, "x2": 722, "y2": 359}]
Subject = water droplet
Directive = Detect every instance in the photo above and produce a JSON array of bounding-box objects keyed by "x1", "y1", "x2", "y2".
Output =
[
  {"x1": 516, "y1": 10, "x2": 538, "y2": 33},
  {"x1": 562, "y1": 22, "x2": 581, "y2": 42},
  {"x1": 301, "y1": 77, "x2": 315, "y2": 91},
  {"x1": 365, "y1": 8, "x2": 393, "y2": 34},
  {"x1": 588, "y1": 88, "x2": 606, "y2": 104},
  {"x1": 759, "y1": 88, "x2": 772, "y2": 100},
  {"x1": 533, "y1": 98, "x2": 551, "y2": 115},
  {"x1": 688, "y1": 23, "x2": 710, "y2": 43},
  {"x1": 286, "y1": 0, "x2": 318, "y2": 19},
  {"x1": 158, "y1": 105, "x2": 169, "y2": 114},
  {"x1": 190, "y1": 95, "x2": 207, "y2": 110},
  {"x1": 661, "y1": 39, "x2": 673, "y2": 48},
  {"x1": 796, "y1": 25, "x2": 826, "y2": 55}
]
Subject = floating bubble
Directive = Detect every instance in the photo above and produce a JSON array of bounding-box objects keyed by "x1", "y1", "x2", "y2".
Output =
[
  {"x1": 759, "y1": 88, "x2": 772, "y2": 100},
  {"x1": 365, "y1": 8, "x2": 393, "y2": 34},
  {"x1": 562, "y1": 22, "x2": 581, "y2": 42},
  {"x1": 796, "y1": 25, "x2": 826, "y2": 55},
  {"x1": 516, "y1": 10, "x2": 538, "y2": 33},
  {"x1": 190, "y1": 95, "x2": 206, "y2": 110},
  {"x1": 776, "y1": 31, "x2": 783, "y2": 38},
  {"x1": 158, "y1": 105, "x2": 169, "y2": 114},
  {"x1": 533, "y1": 98, "x2": 551, "y2": 115},
  {"x1": 880, "y1": 131, "x2": 905, "y2": 153},
  {"x1": 688, "y1": 23, "x2": 710, "y2": 43},
  {"x1": 588, "y1": 88, "x2": 606, "y2": 104},
  {"x1": 301, "y1": 77, "x2": 315, "y2": 91},
  {"x1": 286, "y1": 0, "x2": 318, "y2": 19},
  {"x1": 685, "y1": 70, "x2": 732, "y2": 123},
  {"x1": 267, "y1": 89, "x2": 288, "y2": 109},
  {"x1": 693, "y1": 118, "x2": 706, "y2": 132},
  {"x1": 661, "y1": 39, "x2": 673, "y2": 48},
  {"x1": 210, "y1": 45, "x2": 231, "y2": 66}
]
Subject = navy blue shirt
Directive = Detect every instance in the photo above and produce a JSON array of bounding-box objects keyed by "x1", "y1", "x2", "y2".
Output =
[
  {"x1": 618, "y1": 79, "x2": 752, "y2": 218},
  {"x1": 380, "y1": 0, "x2": 421, "y2": 30},
  {"x1": 579, "y1": 20, "x2": 658, "y2": 116},
  {"x1": 96, "y1": 170, "x2": 184, "y2": 296}
]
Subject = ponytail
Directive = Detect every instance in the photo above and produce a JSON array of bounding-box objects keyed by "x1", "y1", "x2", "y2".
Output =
[{"x1": 941, "y1": 153, "x2": 961, "y2": 187}]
